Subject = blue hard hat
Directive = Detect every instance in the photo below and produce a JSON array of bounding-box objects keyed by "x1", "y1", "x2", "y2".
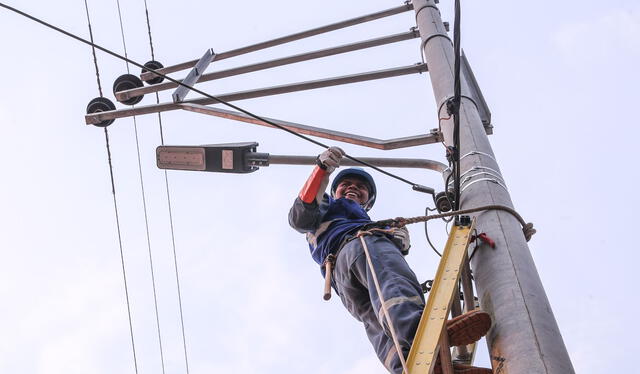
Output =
[{"x1": 331, "y1": 167, "x2": 377, "y2": 210}]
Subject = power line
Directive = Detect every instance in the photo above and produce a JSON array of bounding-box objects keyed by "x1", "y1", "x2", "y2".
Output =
[
  {"x1": 113, "y1": 0, "x2": 167, "y2": 372},
  {"x1": 142, "y1": 0, "x2": 156, "y2": 61},
  {"x1": 83, "y1": 1, "x2": 139, "y2": 373},
  {"x1": 141, "y1": 1, "x2": 191, "y2": 372}
]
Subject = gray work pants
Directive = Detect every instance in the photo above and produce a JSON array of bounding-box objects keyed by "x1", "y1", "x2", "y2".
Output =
[{"x1": 332, "y1": 234, "x2": 425, "y2": 374}]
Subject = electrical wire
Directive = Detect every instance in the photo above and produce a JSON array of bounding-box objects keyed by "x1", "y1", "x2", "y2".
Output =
[
  {"x1": 141, "y1": 1, "x2": 191, "y2": 372},
  {"x1": 423, "y1": 207, "x2": 442, "y2": 257},
  {"x1": 142, "y1": 0, "x2": 156, "y2": 61},
  {"x1": 83, "y1": 1, "x2": 103, "y2": 96},
  {"x1": 113, "y1": 1, "x2": 167, "y2": 372},
  {"x1": 451, "y1": 0, "x2": 462, "y2": 213},
  {"x1": 83, "y1": 1, "x2": 139, "y2": 373},
  {"x1": 0, "y1": 2, "x2": 428, "y2": 192}
]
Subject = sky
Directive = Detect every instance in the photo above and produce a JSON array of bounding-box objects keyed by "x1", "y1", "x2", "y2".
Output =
[{"x1": 0, "y1": 1, "x2": 638, "y2": 373}]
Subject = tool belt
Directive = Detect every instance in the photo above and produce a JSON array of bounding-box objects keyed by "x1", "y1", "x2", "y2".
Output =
[
  {"x1": 321, "y1": 227, "x2": 392, "y2": 301},
  {"x1": 322, "y1": 226, "x2": 393, "y2": 269}
]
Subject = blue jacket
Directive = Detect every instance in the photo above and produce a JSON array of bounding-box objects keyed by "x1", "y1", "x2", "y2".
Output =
[{"x1": 289, "y1": 194, "x2": 371, "y2": 264}]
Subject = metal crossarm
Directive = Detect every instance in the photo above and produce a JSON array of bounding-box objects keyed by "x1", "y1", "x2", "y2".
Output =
[
  {"x1": 117, "y1": 30, "x2": 419, "y2": 102},
  {"x1": 405, "y1": 218, "x2": 476, "y2": 374},
  {"x1": 86, "y1": 64, "x2": 428, "y2": 125},
  {"x1": 139, "y1": 3, "x2": 414, "y2": 81}
]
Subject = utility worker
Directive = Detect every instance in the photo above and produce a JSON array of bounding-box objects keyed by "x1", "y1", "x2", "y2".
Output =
[{"x1": 289, "y1": 147, "x2": 493, "y2": 374}]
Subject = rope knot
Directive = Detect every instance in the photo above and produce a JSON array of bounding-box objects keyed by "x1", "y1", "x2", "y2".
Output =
[
  {"x1": 323, "y1": 253, "x2": 336, "y2": 267},
  {"x1": 392, "y1": 217, "x2": 408, "y2": 228}
]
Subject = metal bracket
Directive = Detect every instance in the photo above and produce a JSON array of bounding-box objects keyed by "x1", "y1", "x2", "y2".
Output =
[
  {"x1": 461, "y1": 51, "x2": 492, "y2": 131},
  {"x1": 173, "y1": 48, "x2": 215, "y2": 103},
  {"x1": 178, "y1": 103, "x2": 443, "y2": 151},
  {"x1": 461, "y1": 177, "x2": 508, "y2": 193},
  {"x1": 460, "y1": 151, "x2": 497, "y2": 163},
  {"x1": 433, "y1": 52, "x2": 493, "y2": 135}
]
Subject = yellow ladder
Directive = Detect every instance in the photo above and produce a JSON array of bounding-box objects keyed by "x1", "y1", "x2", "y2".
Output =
[{"x1": 405, "y1": 217, "x2": 476, "y2": 374}]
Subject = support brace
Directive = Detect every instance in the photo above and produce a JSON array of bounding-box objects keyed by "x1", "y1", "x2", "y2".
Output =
[{"x1": 172, "y1": 48, "x2": 215, "y2": 102}]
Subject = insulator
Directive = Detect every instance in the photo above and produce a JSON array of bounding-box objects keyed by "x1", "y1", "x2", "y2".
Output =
[
  {"x1": 86, "y1": 97, "x2": 116, "y2": 127},
  {"x1": 142, "y1": 60, "x2": 164, "y2": 85},
  {"x1": 113, "y1": 74, "x2": 144, "y2": 105},
  {"x1": 434, "y1": 191, "x2": 454, "y2": 213}
]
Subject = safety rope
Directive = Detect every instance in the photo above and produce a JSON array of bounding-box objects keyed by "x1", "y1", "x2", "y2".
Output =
[
  {"x1": 141, "y1": 1, "x2": 191, "y2": 372},
  {"x1": 114, "y1": 1, "x2": 166, "y2": 372},
  {"x1": 357, "y1": 229, "x2": 410, "y2": 374},
  {"x1": 83, "y1": 1, "x2": 139, "y2": 373},
  {"x1": 375, "y1": 205, "x2": 536, "y2": 242}
]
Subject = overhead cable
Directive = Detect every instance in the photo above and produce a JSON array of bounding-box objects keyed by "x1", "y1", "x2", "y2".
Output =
[
  {"x1": 83, "y1": 1, "x2": 139, "y2": 373},
  {"x1": 141, "y1": 0, "x2": 191, "y2": 372},
  {"x1": 113, "y1": 1, "x2": 167, "y2": 372}
]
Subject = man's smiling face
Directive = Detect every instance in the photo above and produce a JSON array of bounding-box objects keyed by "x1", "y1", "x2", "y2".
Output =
[{"x1": 334, "y1": 176, "x2": 370, "y2": 206}]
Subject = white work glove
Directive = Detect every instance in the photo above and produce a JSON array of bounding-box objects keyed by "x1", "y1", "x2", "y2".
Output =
[
  {"x1": 317, "y1": 146, "x2": 345, "y2": 173},
  {"x1": 390, "y1": 226, "x2": 411, "y2": 255}
]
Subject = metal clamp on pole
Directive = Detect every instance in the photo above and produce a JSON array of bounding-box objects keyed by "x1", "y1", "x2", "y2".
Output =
[{"x1": 173, "y1": 48, "x2": 215, "y2": 103}]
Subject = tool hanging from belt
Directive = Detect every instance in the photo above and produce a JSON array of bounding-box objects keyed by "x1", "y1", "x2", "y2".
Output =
[
  {"x1": 322, "y1": 253, "x2": 336, "y2": 301},
  {"x1": 321, "y1": 228, "x2": 394, "y2": 301}
]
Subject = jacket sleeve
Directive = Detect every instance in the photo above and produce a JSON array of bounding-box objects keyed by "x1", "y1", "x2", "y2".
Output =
[{"x1": 288, "y1": 194, "x2": 330, "y2": 233}]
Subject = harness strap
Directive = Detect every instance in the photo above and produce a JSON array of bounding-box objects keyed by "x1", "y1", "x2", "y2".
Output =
[{"x1": 320, "y1": 227, "x2": 390, "y2": 301}]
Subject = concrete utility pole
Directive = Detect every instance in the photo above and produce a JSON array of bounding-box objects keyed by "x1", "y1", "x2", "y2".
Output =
[{"x1": 413, "y1": 1, "x2": 575, "y2": 373}]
